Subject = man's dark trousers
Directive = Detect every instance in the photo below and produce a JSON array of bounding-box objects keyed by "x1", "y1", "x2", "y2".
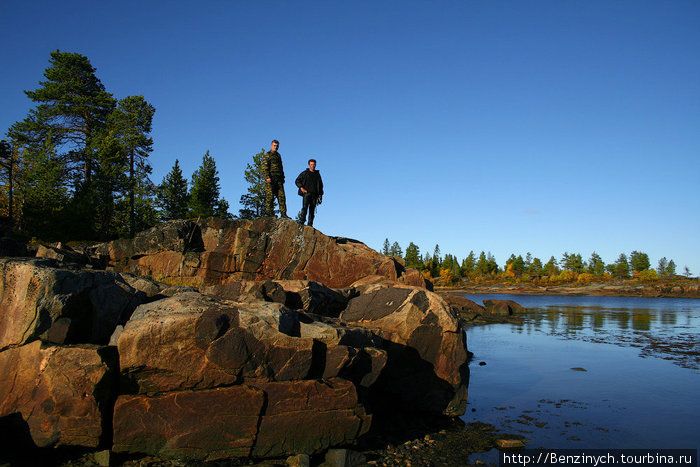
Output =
[{"x1": 301, "y1": 193, "x2": 318, "y2": 226}]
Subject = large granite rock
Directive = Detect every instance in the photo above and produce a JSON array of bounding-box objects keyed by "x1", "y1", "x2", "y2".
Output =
[
  {"x1": 340, "y1": 284, "x2": 468, "y2": 416},
  {"x1": 0, "y1": 258, "x2": 148, "y2": 350},
  {"x1": 0, "y1": 340, "x2": 116, "y2": 448},
  {"x1": 113, "y1": 378, "x2": 370, "y2": 461},
  {"x1": 0, "y1": 220, "x2": 469, "y2": 462},
  {"x1": 116, "y1": 292, "x2": 386, "y2": 394},
  {"x1": 95, "y1": 217, "x2": 431, "y2": 289},
  {"x1": 113, "y1": 292, "x2": 379, "y2": 460}
]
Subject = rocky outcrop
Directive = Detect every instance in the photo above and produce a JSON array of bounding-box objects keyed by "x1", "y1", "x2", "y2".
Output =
[
  {"x1": 0, "y1": 258, "x2": 148, "y2": 349},
  {"x1": 340, "y1": 285, "x2": 468, "y2": 416},
  {"x1": 0, "y1": 218, "x2": 468, "y2": 462},
  {"x1": 95, "y1": 217, "x2": 431, "y2": 290},
  {"x1": 0, "y1": 340, "x2": 116, "y2": 448}
]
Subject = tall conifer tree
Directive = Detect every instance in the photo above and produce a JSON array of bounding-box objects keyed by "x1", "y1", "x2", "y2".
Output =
[{"x1": 158, "y1": 159, "x2": 189, "y2": 220}]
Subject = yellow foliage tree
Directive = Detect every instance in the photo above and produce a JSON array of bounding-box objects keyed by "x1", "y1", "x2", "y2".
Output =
[{"x1": 440, "y1": 267, "x2": 455, "y2": 286}]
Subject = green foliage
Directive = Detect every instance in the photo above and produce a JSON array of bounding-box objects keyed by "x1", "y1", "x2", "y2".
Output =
[
  {"x1": 476, "y1": 251, "x2": 499, "y2": 276},
  {"x1": 381, "y1": 238, "x2": 390, "y2": 255},
  {"x1": 102, "y1": 95, "x2": 155, "y2": 236},
  {"x1": 157, "y1": 159, "x2": 189, "y2": 220},
  {"x1": 543, "y1": 256, "x2": 559, "y2": 276},
  {"x1": 9, "y1": 50, "x2": 116, "y2": 187},
  {"x1": 238, "y1": 149, "x2": 266, "y2": 219},
  {"x1": 666, "y1": 259, "x2": 676, "y2": 276},
  {"x1": 461, "y1": 251, "x2": 476, "y2": 276},
  {"x1": 561, "y1": 251, "x2": 585, "y2": 273},
  {"x1": 189, "y1": 151, "x2": 229, "y2": 219},
  {"x1": 505, "y1": 254, "x2": 526, "y2": 277},
  {"x1": 529, "y1": 257, "x2": 543, "y2": 276},
  {"x1": 587, "y1": 252, "x2": 605, "y2": 276},
  {"x1": 14, "y1": 138, "x2": 70, "y2": 238},
  {"x1": 389, "y1": 241, "x2": 403, "y2": 257},
  {"x1": 404, "y1": 242, "x2": 422, "y2": 268},
  {"x1": 629, "y1": 250, "x2": 650, "y2": 272},
  {"x1": 5, "y1": 51, "x2": 163, "y2": 240},
  {"x1": 614, "y1": 253, "x2": 630, "y2": 278}
]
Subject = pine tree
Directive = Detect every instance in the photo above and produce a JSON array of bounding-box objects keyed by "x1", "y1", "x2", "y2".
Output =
[
  {"x1": 390, "y1": 241, "x2": 403, "y2": 257},
  {"x1": 9, "y1": 51, "x2": 116, "y2": 188},
  {"x1": 189, "y1": 151, "x2": 229, "y2": 219},
  {"x1": 0, "y1": 140, "x2": 18, "y2": 230},
  {"x1": 461, "y1": 251, "x2": 476, "y2": 276},
  {"x1": 629, "y1": 251, "x2": 650, "y2": 272},
  {"x1": 588, "y1": 252, "x2": 605, "y2": 276},
  {"x1": 382, "y1": 238, "x2": 391, "y2": 255},
  {"x1": 666, "y1": 260, "x2": 676, "y2": 276},
  {"x1": 102, "y1": 95, "x2": 155, "y2": 236},
  {"x1": 238, "y1": 149, "x2": 267, "y2": 219},
  {"x1": 615, "y1": 253, "x2": 630, "y2": 278},
  {"x1": 157, "y1": 159, "x2": 189, "y2": 220}
]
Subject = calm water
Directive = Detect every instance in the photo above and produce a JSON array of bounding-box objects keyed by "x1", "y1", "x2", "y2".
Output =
[{"x1": 460, "y1": 294, "x2": 700, "y2": 462}]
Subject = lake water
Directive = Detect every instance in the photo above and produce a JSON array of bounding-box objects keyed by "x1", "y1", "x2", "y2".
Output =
[{"x1": 460, "y1": 294, "x2": 700, "y2": 462}]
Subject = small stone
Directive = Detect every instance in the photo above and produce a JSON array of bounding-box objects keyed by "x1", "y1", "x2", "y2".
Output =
[
  {"x1": 479, "y1": 361, "x2": 486, "y2": 366},
  {"x1": 93, "y1": 450, "x2": 110, "y2": 467},
  {"x1": 321, "y1": 449, "x2": 367, "y2": 467},
  {"x1": 571, "y1": 367, "x2": 587, "y2": 371},
  {"x1": 287, "y1": 453, "x2": 311, "y2": 467},
  {"x1": 497, "y1": 439, "x2": 526, "y2": 449}
]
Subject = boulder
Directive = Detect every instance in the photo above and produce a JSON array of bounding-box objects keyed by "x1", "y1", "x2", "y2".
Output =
[
  {"x1": 0, "y1": 258, "x2": 147, "y2": 349},
  {"x1": 96, "y1": 218, "x2": 431, "y2": 289},
  {"x1": 117, "y1": 292, "x2": 387, "y2": 394},
  {"x1": 483, "y1": 299, "x2": 526, "y2": 316},
  {"x1": 441, "y1": 295, "x2": 486, "y2": 314},
  {"x1": 340, "y1": 286, "x2": 468, "y2": 415},
  {"x1": 113, "y1": 385, "x2": 264, "y2": 460},
  {"x1": 35, "y1": 243, "x2": 90, "y2": 265},
  {"x1": 0, "y1": 341, "x2": 116, "y2": 448},
  {"x1": 113, "y1": 378, "x2": 370, "y2": 461}
]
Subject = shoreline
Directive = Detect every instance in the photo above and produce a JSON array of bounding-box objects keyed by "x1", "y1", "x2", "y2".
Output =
[{"x1": 437, "y1": 281, "x2": 700, "y2": 299}]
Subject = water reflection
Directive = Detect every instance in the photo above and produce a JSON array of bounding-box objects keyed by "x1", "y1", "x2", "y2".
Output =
[
  {"x1": 461, "y1": 294, "x2": 700, "y2": 459},
  {"x1": 462, "y1": 294, "x2": 700, "y2": 370}
]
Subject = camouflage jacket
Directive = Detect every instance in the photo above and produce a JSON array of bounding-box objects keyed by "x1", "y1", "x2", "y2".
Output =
[{"x1": 263, "y1": 151, "x2": 285, "y2": 182}]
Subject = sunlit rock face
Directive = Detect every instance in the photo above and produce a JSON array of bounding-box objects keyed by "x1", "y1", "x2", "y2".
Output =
[
  {"x1": 95, "y1": 217, "x2": 431, "y2": 289},
  {"x1": 0, "y1": 218, "x2": 469, "y2": 461}
]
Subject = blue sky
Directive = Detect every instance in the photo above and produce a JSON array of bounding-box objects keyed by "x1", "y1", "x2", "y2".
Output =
[{"x1": 1, "y1": 1, "x2": 699, "y2": 274}]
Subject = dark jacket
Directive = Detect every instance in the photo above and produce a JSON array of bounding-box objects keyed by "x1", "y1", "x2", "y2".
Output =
[{"x1": 295, "y1": 169, "x2": 323, "y2": 196}]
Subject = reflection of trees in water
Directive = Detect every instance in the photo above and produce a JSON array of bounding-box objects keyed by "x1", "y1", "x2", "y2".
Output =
[
  {"x1": 616, "y1": 312, "x2": 630, "y2": 330},
  {"x1": 661, "y1": 312, "x2": 677, "y2": 326},
  {"x1": 520, "y1": 305, "x2": 699, "y2": 370},
  {"x1": 592, "y1": 312, "x2": 605, "y2": 329},
  {"x1": 632, "y1": 312, "x2": 651, "y2": 331}
]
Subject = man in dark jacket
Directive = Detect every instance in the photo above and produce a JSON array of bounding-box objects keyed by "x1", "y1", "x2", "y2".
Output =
[{"x1": 295, "y1": 159, "x2": 324, "y2": 227}]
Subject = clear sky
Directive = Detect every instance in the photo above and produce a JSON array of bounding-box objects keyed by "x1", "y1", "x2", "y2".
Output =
[{"x1": 1, "y1": 1, "x2": 699, "y2": 275}]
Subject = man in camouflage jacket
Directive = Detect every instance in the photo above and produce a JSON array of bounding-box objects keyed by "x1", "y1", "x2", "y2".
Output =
[{"x1": 263, "y1": 139, "x2": 288, "y2": 218}]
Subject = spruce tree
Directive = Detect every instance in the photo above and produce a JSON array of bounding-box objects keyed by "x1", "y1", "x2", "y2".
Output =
[
  {"x1": 404, "y1": 242, "x2": 422, "y2": 268},
  {"x1": 382, "y1": 238, "x2": 391, "y2": 255},
  {"x1": 189, "y1": 151, "x2": 229, "y2": 219},
  {"x1": 158, "y1": 159, "x2": 189, "y2": 220}
]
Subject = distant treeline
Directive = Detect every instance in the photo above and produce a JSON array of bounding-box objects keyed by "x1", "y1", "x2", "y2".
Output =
[{"x1": 381, "y1": 239, "x2": 692, "y2": 285}]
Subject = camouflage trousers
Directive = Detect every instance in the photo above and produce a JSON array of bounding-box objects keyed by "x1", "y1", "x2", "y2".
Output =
[{"x1": 265, "y1": 180, "x2": 287, "y2": 216}]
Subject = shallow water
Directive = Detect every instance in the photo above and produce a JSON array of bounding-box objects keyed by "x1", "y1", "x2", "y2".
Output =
[{"x1": 460, "y1": 294, "x2": 700, "y2": 462}]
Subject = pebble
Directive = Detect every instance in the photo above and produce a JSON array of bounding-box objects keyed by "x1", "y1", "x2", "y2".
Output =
[{"x1": 496, "y1": 439, "x2": 526, "y2": 449}]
